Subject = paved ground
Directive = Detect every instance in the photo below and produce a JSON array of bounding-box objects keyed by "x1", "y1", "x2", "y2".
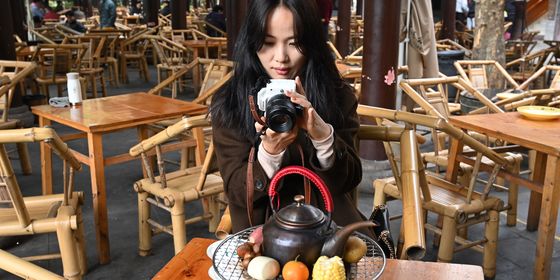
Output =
[{"x1": 1, "y1": 65, "x2": 559, "y2": 280}]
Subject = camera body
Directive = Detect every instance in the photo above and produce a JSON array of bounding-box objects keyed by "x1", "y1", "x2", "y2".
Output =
[{"x1": 256, "y1": 79, "x2": 303, "y2": 132}]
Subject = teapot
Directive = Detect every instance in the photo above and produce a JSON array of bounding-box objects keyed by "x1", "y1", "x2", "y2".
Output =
[{"x1": 262, "y1": 166, "x2": 376, "y2": 267}]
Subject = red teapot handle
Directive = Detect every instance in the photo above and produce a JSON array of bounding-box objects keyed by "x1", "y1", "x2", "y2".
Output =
[{"x1": 268, "y1": 166, "x2": 333, "y2": 213}]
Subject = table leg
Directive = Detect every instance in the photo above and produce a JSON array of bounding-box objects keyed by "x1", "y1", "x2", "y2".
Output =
[
  {"x1": 87, "y1": 132, "x2": 110, "y2": 264},
  {"x1": 39, "y1": 117, "x2": 53, "y2": 195},
  {"x1": 527, "y1": 152, "x2": 547, "y2": 231},
  {"x1": 534, "y1": 155, "x2": 560, "y2": 280}
]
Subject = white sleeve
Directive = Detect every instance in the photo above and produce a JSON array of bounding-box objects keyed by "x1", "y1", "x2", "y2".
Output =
[
  {"x1": 257, "y1": 143, "x2": 285, "y2": 178},
  {"x1": 310, "y1": 124, "x2": 335, "y2": 169}
]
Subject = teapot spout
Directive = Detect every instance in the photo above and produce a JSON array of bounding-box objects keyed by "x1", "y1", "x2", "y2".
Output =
[{"x1": 321, "y1": 220, "x2": 377, "y2": 258}]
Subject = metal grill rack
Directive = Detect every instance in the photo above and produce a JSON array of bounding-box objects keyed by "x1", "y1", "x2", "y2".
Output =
[{"x1": 212, "y1": 226, "x2": 386, "y2": 280}]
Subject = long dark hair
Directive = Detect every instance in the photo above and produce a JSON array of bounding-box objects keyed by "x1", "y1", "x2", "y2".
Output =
[{"x1": 210, "y1": 0, "x2": 348, "y2": 137}]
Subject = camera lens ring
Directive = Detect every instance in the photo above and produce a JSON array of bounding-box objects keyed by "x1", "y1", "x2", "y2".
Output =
[{"x1": 266, "y1": 95, "x2": 297, "y2": 133}]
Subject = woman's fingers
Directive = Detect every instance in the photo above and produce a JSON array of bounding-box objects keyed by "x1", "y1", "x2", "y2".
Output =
[{"x1": 295, "y1": 76, "x2": 306, "y2": 96}]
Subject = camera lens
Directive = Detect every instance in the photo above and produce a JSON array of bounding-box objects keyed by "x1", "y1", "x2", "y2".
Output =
[{"x1": 266, "y1": 94, "x2": 297, "y2": 133}]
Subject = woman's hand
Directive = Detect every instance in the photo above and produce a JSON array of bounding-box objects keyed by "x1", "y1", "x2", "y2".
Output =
[
  {"x1": 286, "y1": 76, "x2": 331, "y2": 140},
  {"x1": 255, "y1": 117, "x2": 298, "y2": 155}
]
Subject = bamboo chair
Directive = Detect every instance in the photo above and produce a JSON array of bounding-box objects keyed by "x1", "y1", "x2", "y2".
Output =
[
  {"x1": 400, "y1": 77, "x2": 523, "y2": 226},
  {"x1": 95, "y1": 33, "x2": 121, "y2": 87},
  {"x1": 358, "y1": 105, "x2": 508, "y2": 279},
  {"x1": 148, "y1": 35, "x2": 189, "y2": 99},
  {"x1": 129, "y1": 115, "x2": 225, "y2": 255},
  {"x1": 75, "y1": 35, "x2": 108, "y2": 98},
  {"x1": 0, "y1": 61, "x2": 37, "y2": 175},
  {"x1": 506, "y1": 47, "x2": 556, "y2": 85},
  {"x1": 505, "y1": 40, "x2": 537, "y2": 62},
  {"x1": 29, "y1": 29, "x2": 57, "y2": 45},
  {"x1": 0, "y1": 128, "x2": 86, "y2": 280},
  {"x1": 119, "y1": 32, "x2": 153, "y2": 83},
  {"x1": 454, "y1": 60, "x2": 520, "y2": 98},
  {"x1": 32, "y1": 43, "x2": 88, "y2": 99}
]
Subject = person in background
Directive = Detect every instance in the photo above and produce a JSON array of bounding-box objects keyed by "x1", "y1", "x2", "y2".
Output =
[
  {"x1": 160, "y1": 0, "x2": 171, "y2": 17},
  {"x1": 455, "y1": 0, "x2": 469, "y2": 32},
  {"x1": 129, "y1": 2, "x2": 143, "y2": 16},
  {"x1": 100, "y1": 0, "x2": 117, "y2": 28},
  {"x1": 315, "y1": 0, "x2": 333, "y2": 40},
  {"x1": 210, "y1": 0, "x2": 370, "y2": 235},
  {"x1": 43, "y1": 6, "x2": 60, "y2": 21},
  {"x1": 64, "y1": 10, "x2": 86, "y2": 33},
  {"x1": 466, "y1": 0, "x2": 475, "y2": 30},
  {"x1": 205, "y1": 5, "x2": 226, "y2": 37},
  {"x1": 30, "y1": 0, "x2": 45, "y2": 21}
]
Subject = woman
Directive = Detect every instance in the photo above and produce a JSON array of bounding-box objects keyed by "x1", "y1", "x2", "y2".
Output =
[{"x1": 210, "y1": 0, "x2": 367, "y2": 233}]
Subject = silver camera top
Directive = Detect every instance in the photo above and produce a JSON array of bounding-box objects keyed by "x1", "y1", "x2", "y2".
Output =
[{"x1": 256, "y1": 79, "x2": 296, "y2": 112}]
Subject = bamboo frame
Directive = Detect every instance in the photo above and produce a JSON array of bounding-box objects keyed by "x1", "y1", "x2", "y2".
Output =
[
  {"x1": 454, "y1": 60, "x2": 520, "y2": 90},
  {"x1": 130, "y1": 115, "x2": 224, "y2": 255},
  {"x1": 0, "y1": 128, "x2": 85, "y2": 279},
  {"x1": 359, "y1": 104, "x2": 506, "y2": 277}
]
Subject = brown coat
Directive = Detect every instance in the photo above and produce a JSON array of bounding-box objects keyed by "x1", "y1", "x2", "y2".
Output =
[{"x1": 212, "y1": 88, "x2": 368, "y2": 233}]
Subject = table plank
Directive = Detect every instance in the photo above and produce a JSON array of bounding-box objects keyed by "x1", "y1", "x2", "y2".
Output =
[{"x1": 153, "y1": 238, "x2": 214, "y2": 280}]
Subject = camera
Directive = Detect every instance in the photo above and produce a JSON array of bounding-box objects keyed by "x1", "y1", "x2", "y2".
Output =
[{"x1": 257, "y1": 79, "x2": 303, "y2": 133}]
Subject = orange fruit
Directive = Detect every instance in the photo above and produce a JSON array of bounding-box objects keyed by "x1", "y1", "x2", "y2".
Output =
[{"x1": 282, "y1": 259, "x2": 309, "y2": 280}]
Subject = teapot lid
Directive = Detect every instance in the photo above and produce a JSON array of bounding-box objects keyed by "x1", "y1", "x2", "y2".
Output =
[{"x1": 276, "y1": 195, "x2": 325, "y2": 228}]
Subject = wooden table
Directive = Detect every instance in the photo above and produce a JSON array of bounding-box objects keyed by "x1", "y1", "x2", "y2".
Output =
[
  {"x1": 154, "y1": 238, "x2": 484, "y2": 280},
  {"x1": 448, "y1": 112, "x2": 560, "y2": 280},
  {"x1": 32, "y1": 93, "x2": 207, "y2": 264}
]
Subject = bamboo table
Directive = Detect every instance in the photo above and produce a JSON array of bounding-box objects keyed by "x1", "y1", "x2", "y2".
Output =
[
  {"x1": 447, "y1": 112, "x2": 560, "y2": 280},
  {"x1": 153, "y1": 238, "x2": 483, "y2": 280},
  {"x1": 31, "y1": 93, "x2": 207, "y2": 264}
]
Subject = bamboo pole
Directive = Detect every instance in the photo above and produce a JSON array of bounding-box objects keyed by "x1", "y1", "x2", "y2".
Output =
[
  {"x1": 215, "y1": 206, "x2": 231, "y2": 239},
  {"x1": 129, "y1": 115, "x2": 210, "y2": 157},
  {"x1": 0, "y1": 128, "x2": 81, "y2": 170},
  {"x1": 0, "y1": 249, "x2": 64, "y2": 280},
  {"x1": 399, "y1": 128, "x2": 426, "y2": 259}
]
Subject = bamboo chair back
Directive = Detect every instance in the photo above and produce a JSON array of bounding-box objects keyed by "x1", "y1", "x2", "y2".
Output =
[
  {"x1": 129, "y1": 115, "x2": 225, "y2": 255},
  {"x1": 0, "y1": 128, "x2": 86, "y2": 279},
  {"x1": 149, "y1": 35, "x2": 187, "y2": 68},
  {"x1": 506, "y1": 47, "x2": 555, "y2": 83},
  {"x1": 0, "y1": 61, "x2": 37, "y2": 122},
  {"x1": 0, "y1": 61, "x2": 37, "y2": 175},
  {"x1": 454, "y1": 60, "x2": 520, "y2": 92},
  {"x1": 32, "y1": 43, "x2": 88, "y2": 82},
  {"x1": 148, "y1": 58, "x2": 234, "y2": 105},
  {"x1": 358, "y1": 105, "x2": 507, "y2": 278},
  {"x1": 32, "y1": 43, "x2": 88, "y2": 98},
  {"x1": 505, "y1": 40, "x2": 537, "y2": 61}
]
